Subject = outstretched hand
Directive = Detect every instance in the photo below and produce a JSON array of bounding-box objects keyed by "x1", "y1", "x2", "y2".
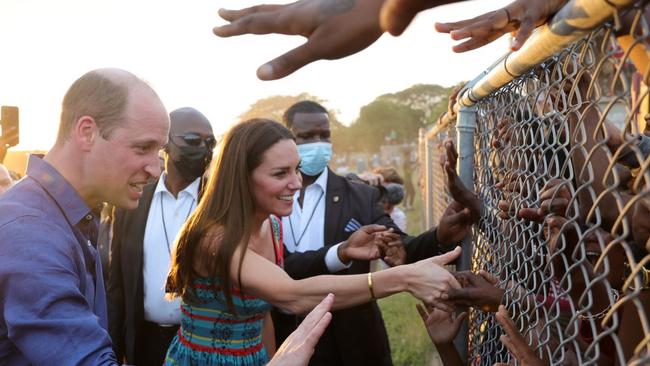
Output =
[
  {"x1": 416, "y1": 303, "x2": 466, "y2": 345},
  {"x1": 435, "y1": 0, "x2": 568, "y2": 52},
  {"x1": 441, "y1": 139, "x2": 481, "y2": 222},
  {"x1": 214, "y1": 0, "x2": 384, "y2": 80},
  {"x1": 407, "y1": 246, "x2": 462, "y2": 311},
  {"x1": 268, "y1": 294, "x2": 334, "y2": 366},
  {"x1": 436, "y1": 200, "x2": 473, "y2": 245},
  {"x1": 338, "y1": 224, "x2": 388, "y2": 263},
  {"x1": 494, "y1": 305, "x2": 544, "y2": 366},
  {"x1": 447, "y1": 270, "x2": 504, "y2": 312}
]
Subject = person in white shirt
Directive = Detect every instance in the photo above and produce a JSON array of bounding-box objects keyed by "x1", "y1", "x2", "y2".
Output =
[{"x1": 107, "y1": 107, "x2": 216, "y2": 365}]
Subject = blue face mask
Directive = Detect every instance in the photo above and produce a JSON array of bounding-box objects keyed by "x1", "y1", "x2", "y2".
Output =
[{"x1": 297, "y1": 142, "x2": 332, "y2": 176}]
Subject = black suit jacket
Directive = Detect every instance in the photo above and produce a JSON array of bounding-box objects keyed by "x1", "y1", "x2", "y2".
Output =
[
  {"x1": 277, "y1": 169, "x2": 445, "y2": 366},
  {"x1": 107, "y1": 182, "x2": 156, "y2": 364}
]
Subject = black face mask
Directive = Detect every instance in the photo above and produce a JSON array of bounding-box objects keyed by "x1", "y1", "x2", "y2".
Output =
[{"x1": 170, "y1": 142, "x2": 213, "y2": 182}]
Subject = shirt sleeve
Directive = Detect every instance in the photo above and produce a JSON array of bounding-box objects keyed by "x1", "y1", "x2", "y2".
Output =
[
  {"x1": 324, "y1": 243, "x2": 353, "y2": 272},
  {"x1": 0, "y1": 216, "x2": 118, "y2": 366}
]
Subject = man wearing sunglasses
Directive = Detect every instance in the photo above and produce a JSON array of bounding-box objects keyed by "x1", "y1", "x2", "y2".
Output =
[{"x1": 108, "y1": 107, "x2": 215, "y2": 366}]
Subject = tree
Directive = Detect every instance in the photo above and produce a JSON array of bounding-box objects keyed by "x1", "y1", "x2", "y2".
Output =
[{"x1": 238, "y1": 93, "x2": 352, "y2": 150}]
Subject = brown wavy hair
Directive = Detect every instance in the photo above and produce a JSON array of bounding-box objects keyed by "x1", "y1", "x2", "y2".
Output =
[{"x1": 167, "y1": 118, "x2": 294, "y2": 311}]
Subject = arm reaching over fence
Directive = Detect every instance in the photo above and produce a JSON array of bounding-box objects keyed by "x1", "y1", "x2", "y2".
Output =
[{"x1": 435, "y1": 0, "x2": 568, "y2": 52}]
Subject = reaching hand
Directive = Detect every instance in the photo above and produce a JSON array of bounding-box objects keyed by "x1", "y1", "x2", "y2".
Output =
[
  {"x1": 214, "y1": 0, "x2": 384, "y2": 80},
  {"x1": 338, "y1": 224, "x2": 387, "y2": 263},
  {"x1": 447, "y1": 270, "x2": 504, "y2": 312},
  {"x1": 416, "y1": 303, "x2": 467, "y2": 345},
  {"x1": 357, "y1": 172, "x2": 385, "y2": 186},
  {"x1": 494, "y1": 305, "x2": 545, "y2": 366},
  {"x1": 518, "y1": 179, "x2": 572, "y2": 222},
  {"x1": 435, "y1": 0, "x2": 568, "y2": 52},
  {"x1": 436, "y1": 200, "x2": 473, "y2": 245},
  {"x1": 407, "y1": 246, "x2": 462, "y2": 311},
  {"x1": 441, "y1": 139, "x2": 481, "y2": 222},
  {"x1": 375, "y1": 230, "x2": 407, "y2": 266},
  {"x1": 268, "y1": 294, "x2": 334, "y2": 366}
]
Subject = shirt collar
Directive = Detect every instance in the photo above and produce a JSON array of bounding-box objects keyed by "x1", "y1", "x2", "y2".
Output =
[
  {"x1": 313, "y1": 168, "x2": 328, "y2": 191},
  {"x1": 26, "y1": 154, "x2": 93, "y2": 226},
  {"x1": 154, "y1": 172, "x2": 201, "y2": 200},
  {"x1": 296, "y1": 169, "x2": 328, "y2": 197}
]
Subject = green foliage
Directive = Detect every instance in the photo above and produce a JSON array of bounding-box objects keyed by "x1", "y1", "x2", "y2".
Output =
[
  {"x1": 237, "y1": 83, "x2": 459, "y2": 155},
  {"x1": 342, "y1": 99, "x2": 424, "y2": 153},
  {"x1": 378, "y1": 293, "x2": 435, "y2": 365}
]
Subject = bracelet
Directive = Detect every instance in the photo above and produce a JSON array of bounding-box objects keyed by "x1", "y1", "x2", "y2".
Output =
[{"x1": 368, "y1": 272, "x2": 376, "y2": 299}]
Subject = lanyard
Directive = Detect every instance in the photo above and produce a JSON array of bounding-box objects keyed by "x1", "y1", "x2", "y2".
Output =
[
  {"x1": 160, "y1": 193, "x2": 195, "y2": 255},
  {"x1": 288, "y1": 190, "x2": 324, "y2": 247}
]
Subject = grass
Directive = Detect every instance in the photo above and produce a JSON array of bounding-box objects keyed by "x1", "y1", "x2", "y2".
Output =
[
  {"x1": 377, "y1": 187, "x2": 444, "y2": 365},
  {"x1": 378, "y1": 293, "x2": 436, "y2": 365}
]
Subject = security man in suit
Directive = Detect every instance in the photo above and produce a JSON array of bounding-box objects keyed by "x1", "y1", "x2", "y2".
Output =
[
  {"x1": 108, "y1": 107, "x2": 215, "y2": 365},
  {"x1": 273, "y1": 101, "x2": 474, "y2": 365}
]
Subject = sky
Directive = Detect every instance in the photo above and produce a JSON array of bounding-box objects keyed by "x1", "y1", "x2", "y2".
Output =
[{"x1": 0, "y1": 0, "x2": 511, "y2": 150}]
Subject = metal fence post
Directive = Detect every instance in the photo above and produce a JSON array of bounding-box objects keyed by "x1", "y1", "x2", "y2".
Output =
[
  {"x1": 424, "y1": 134, "x2": 435, "y2": 229},
  {"x1": 453, "y1": 104, "x2": 477, "y2": 362}
]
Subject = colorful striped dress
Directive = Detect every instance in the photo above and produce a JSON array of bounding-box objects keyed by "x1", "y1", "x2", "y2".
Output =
[{"x1": 165, "y1": 216, "x2": 284, "y2": 366}]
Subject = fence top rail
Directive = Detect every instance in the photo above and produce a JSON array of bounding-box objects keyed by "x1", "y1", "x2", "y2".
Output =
[{"x1": 455, "y1": 0, "x2": 636, "y2": 109}]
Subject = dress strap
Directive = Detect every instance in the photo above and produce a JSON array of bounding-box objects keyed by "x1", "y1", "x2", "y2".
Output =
[{"x1": 269, "y1": 215, "x2": 284, "y2": 268}]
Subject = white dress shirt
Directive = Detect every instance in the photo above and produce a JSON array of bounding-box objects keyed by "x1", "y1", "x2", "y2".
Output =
[
  {"x1": 143, "y1": 174, "x2": 200, "y2": 325},
  {"x1": 282, "y1": 170, "x2": 350, "y2": 272}
]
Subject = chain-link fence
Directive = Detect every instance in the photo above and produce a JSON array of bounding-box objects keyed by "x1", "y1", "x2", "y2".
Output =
[{"x1": 419, "y1": 0, "x2": 650, "y2": 364}]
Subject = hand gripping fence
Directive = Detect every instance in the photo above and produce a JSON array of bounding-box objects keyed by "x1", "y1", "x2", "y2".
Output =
[{"x1": 419, "y1": 0, "x2": 650, "y2": 364}]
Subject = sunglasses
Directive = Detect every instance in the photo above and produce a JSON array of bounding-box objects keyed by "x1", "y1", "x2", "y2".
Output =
[{"x1": 172, "y1": 133, "x2": 217, "y2": 149}]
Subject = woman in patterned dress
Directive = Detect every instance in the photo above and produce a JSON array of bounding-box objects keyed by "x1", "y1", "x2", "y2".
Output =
[{"x1": 165, "y1": 118, "x2": 461, "y2": 365}]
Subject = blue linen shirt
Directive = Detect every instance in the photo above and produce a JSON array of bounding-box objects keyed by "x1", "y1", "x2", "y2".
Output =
[{"x1": 0, "y1": 155, "x2": 118, "y2": 365}]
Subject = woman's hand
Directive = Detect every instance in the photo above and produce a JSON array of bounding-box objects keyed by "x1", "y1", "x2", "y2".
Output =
[
  {"x1": 268, "y1": 294, "x2": 334, "y2": 366},
  {"x1": 406, "y1": 246, "x2": 462, "y2": 310}
]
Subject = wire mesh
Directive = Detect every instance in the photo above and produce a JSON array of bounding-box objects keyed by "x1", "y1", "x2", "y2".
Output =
[{"x1": 421, "y1": 2, "x2": 650, "y2": 365}]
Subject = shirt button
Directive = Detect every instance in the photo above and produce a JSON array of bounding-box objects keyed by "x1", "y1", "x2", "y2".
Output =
[{"x1": 85, "y1": 214, "x2": 93, "y2": 221}]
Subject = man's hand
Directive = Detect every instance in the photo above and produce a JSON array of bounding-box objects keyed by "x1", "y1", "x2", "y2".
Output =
[
  {"x1": 436, "y1": 200, "x2": 473, "y2": 245},
  {"x1": 375, "y1": 230, "x2": 407, "y2": 266},
  {"x1": 416, "y1": 303, "x2": 466, "y2": 345},
  {"x1": 441, "y1": 139, "x2": 481, "y2": 222},
  {"x1": 268, "y1": 294, "x2": 334, "y2": 366},
  {"x1": 337, "y1": 224, "x2": 387, "y2": 263},
  {"x1": 214, "y1": 0, "x2": 384, "y2": 80},
  {"x1": 447, "y1": 270, "x2": 504, "y2": 312},
  {"x1": 435, "y1": 0, "x2": 568, "y2": 52}
]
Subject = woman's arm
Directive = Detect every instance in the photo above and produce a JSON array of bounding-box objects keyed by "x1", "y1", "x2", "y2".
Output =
[
  {"x1": 232, "y1": 245, "x2": 462, "y2": 315},
  {"x1": 262, "y1": 312, "x2": 276, "y2": 358}
]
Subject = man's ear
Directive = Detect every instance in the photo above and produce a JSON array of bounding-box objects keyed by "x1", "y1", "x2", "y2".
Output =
[{"x1": 74, "y1": 116, "x2": 98, "y2": 152}]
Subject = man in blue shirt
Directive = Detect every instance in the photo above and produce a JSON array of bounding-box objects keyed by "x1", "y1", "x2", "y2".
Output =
[{"x1": 0, "y1": 68, "x2": 169, "y2": 365}]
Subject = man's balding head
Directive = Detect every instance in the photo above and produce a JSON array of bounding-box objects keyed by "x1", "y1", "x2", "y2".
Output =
[
  {"x1": 169, "y1": 107, "x2": 212, "y2": 136},
  {"x1": 56, "y1": 68, "x2": 159, "y2": 144}
]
